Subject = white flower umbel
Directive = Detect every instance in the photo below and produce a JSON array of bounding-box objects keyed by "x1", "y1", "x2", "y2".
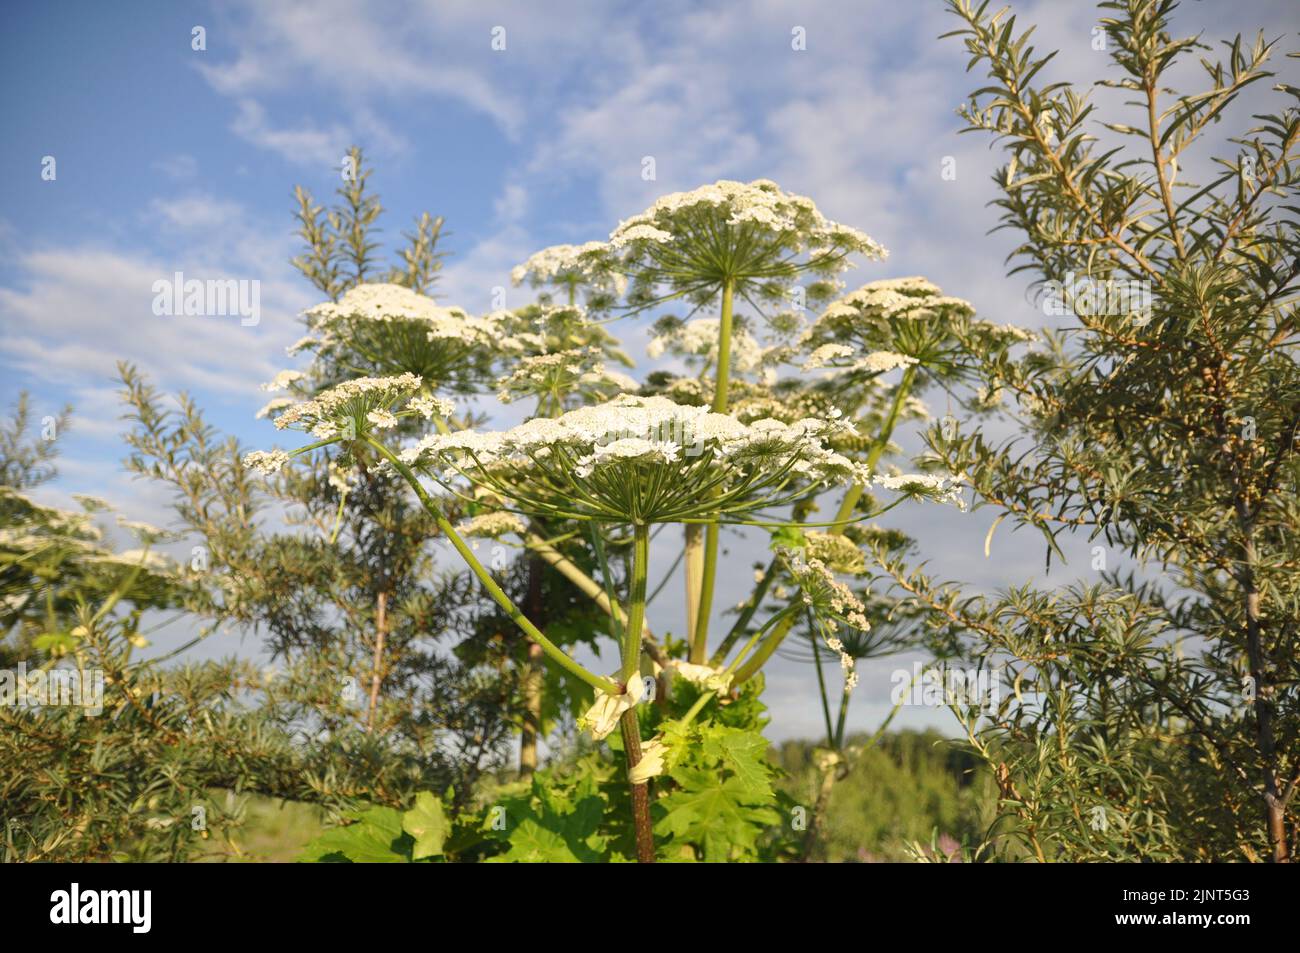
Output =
[
  {"x1": 510, "y1": 242, "x2": 628, "y2": 302},
  {"x1": 243, "y1": 449, "x2": 292, "y2": 475},
  {"x1": 495, "y1": 346, "x2": 636, "y2": 409},
  {"x1": 262, "y1": 369, "x2": 305, "y2": 392},
  {"x1": 256, "y1": 397, "x2": 294, "y2": 420},
  {"x1": 402, "y1": 394, "x2": 870, "y2": 525},
  {"x1": 251, "y1": 373, "x2": 428, "y2": 444},
  {"x1": 803, "y1": 343, "x2": 855, "y2": 369},
  {"x1": 408, "y1": 394, "x2": 456, "y2": 420},
  {"x1": 647, "y1": 317, "x2": 769, "y2": 376},
  {"x1": 805, "y1": 345, "x2": 918, "y2": 377},
  {"x1": 804, "y1": 531, "x2": 868, "y2": 575},
  {"x1": 456, "y1": 511, "x2": 527, "y2": 539},
  {"x1": 800, "y1": 276, "x2": 1025, "y2": 389},
  {"x1": 607, "y1": 179, "x2": 886, "y2": 316},
  {"x1": 876, "y1": 472, "x2": 967, "y2": 510},
  {"x1": 71, "y1": 494, "x2": 111, "y2": 513},
  {"x1": 302, "y1": 283, "x2": 498, "y2": 392},
  {"x1": 780, "y1": 550, "x2": 869, "y2": 692}
]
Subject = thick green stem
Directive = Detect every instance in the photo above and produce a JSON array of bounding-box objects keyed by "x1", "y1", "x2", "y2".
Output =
[
  {"x1": 366, "y1": 437, "x2": 612, "y2": 694},
  {"x1": 525, "y1": 531, "x2": 664, "y2": 664},
  {"x1": 620, "y1": 522, "x2": 655, "y2": 862},
  {"x1": 711, "y1": 279, "x2": 736, "y2": 415},
  {"x1": 687, "y1": 278, "x2": 736, "y2": 663},
  {"x1": 683, "y1": 524, "x2": 703, "y2": 648},
  {"x1": 691, "y1": 522, "x2": 720, "y2": 663},
  {"x1": 733, "y1": 611, "x2": 799, "y2": 684},
  {"x1": 622, "y1": 523, "x2": 649, "y2": 683}
]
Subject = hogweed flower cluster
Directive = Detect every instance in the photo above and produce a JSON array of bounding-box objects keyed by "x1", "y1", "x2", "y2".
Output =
[
  {"x1": 802, "y1": 277, "x2": 1031, "y2": 387},
  {"x1": 803, "y1": 530, "x2": 868, "y2": 575},
  {"x1": 780, "y1": 550, "x2": 871, "y2": 692},
  {"x1": 298, "y1": 283, "x2": 499, "y2": 391},
  {"x1": 243, "y1": 374, "x2": 454, "y2": 474},
  {"x1": 647, "y1": 316, "x2": 773, "y2": 381},
  {"x1": 494, "y1": 346, "x2": 637, "y2": 407},
  {"x1": 400, "y1": 394, "x2": 871, "y2": 525},
  {"x1": 456, "y1": 511, "x2": 527, "y2": 539},
  {"x1": 801, "y1": 276, "x2": 976, "y2": 363},
  {"x1": 510, "y1": 242, "x2": 628, "y2": 304},
  {"x1": 804, "y1": 344, "x2": 918, "y2": 376},
  {"x1": 605, "y1": 178, "x2": 886, "y2": 312},
  {"x1": 875, "y1": 472, "x2": 967, "y2": 510}
]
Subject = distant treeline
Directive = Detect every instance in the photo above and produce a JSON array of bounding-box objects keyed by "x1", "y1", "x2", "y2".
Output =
[{"x1": 774, "y1": 730, "x2": 997, "y2": 862}]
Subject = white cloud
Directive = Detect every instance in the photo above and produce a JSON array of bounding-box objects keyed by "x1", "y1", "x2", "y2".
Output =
[
  {"x1": 0, "y1": 187, "x2": 315, "y2": 408},
  {"x1": 436, "y1": 222, "x2": 534, "y2": 311},
  {"x1": 493, "y1": 182, "x2": 529, "y2": 224},
  {"x1": 228, "y1": 99, "x2": 352, "y2": 168},
  {"x1": 197, "y1": 0, "x2": 535, "y2": 154},
  {"x1": 151, "y1": 154, "x2": 199, "y2": 181}
]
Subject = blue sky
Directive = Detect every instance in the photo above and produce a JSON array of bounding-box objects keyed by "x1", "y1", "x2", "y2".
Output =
[{"x1": 2, "y1": 0, "x2": 1296, "y2": 740}]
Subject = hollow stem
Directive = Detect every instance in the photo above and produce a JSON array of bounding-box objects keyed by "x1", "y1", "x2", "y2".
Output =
[
  {"x1": 684, "y1": 524, "x2": 703, "y2": 647},
  {"x1": 711, "y1": 278, "x2": 737, "y2": 414},
  {"x1": 733, "y1": 610, "x2": 799, "y2": 684},
  {"x1": 620, "y1": 709, "x2": 656, "y2": 863},
  {"x1": 524, "y1": 530, "x2": 665, "y2": 665},
  {"x1": 688, "y1": 277, "x2": 735, "y2": 663},
  {"x1": 621, "y1": 522, "x2": 655, "y2": 862},
  {"x1": 622, "y1": 523, "x2": 650, "y2": 683}
]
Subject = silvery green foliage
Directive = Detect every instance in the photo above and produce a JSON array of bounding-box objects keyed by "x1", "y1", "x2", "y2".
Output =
[
  {"x1": 890, "y1": 0, "x2": 1299, "y2": 861},
  {"x1": 0, "y1": 399, "x2": 269, "y2": 861}
]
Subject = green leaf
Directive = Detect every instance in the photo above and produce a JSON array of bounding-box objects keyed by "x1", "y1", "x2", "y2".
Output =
[
  {"x1": 299, "y1": 805, "x2": 413, "y2": 863},
  {"x1": 768, "y1": 525, "x2": 807, "y2": 551},
  {"x1": 655, "y1": 770, "x2": 780, "y2": 862},
  {"x1": 710, "y1": 729, "x2": 772, "y2": 800},
  {"x1": 486, "y1": 794, "x2": 609, "y2": 863},
  {"x1": 402, "y1": 791, "x2": 448, "y2": 860}
]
